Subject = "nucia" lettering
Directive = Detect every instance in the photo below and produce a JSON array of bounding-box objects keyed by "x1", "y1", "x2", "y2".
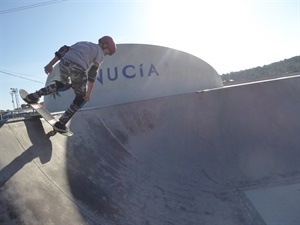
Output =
[{"x1": 97, "y1": 63, "x2": 159, "y2": 85}]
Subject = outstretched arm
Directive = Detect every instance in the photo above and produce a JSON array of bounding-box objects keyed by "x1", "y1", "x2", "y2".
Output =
[
  {"x1": 44, "y1": 45, "x2": 70, "y2": 75},
  {"x1": 44, "y1": 56, "x2": 59, "y2": 74}
]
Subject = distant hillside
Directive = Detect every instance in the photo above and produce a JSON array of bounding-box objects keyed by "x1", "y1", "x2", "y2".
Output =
[{"x1": 221, "y1": 56, "x2": 300, "y2": 84}]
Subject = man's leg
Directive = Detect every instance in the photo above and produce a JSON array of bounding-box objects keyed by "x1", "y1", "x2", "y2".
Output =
[
  {"x1": 39, "y1": 80, "x2": 71, "y2": 95},
  {"x1": 23, "y1": 81, "x2": 71, "y2": 104},
  {"x1": 54, "y1": 61, "x2": 87, "y2": 132},
  {"x1": 53, "y1": 96, "x2": 87, "y2": 132},
  {"x1": 59, "y1": 96, "x2": 86, "y2": 123},
  {"x1": 37, "y1": 59, "x2": 72, "y2": 98},
  {"x1": 25, "y1": 59, "x2": 72, "y2": 104}
]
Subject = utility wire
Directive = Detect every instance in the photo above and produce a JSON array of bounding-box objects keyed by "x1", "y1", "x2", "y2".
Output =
[
  {"x1": 0, "y1": 0, "x2": 68, "y2": 14},
  {"x1": 0, "y1": 70, "x2": 44, "y2": 84}
]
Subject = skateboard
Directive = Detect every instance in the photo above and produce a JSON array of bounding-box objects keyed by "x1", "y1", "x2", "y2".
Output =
[{"x1": 19, "y1": 89, "x2": 73, "y2": 137}]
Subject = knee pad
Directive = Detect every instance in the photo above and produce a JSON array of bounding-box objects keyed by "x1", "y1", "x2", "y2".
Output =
[
  {"x1": 73, "y1": 96, "x2": 86, "y2": 109},
  {"x1": 55, "y1": 80, "x2": 71, "y2": 92}
]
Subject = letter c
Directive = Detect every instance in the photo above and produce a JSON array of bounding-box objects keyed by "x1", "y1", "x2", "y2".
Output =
[{"x1": 122, "y1": 65, "x2": 136, "y2": 78}]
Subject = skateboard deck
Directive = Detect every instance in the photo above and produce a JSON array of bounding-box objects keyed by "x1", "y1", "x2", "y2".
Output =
[{"x1": 19, "y1": 89, "x2": 73, "y2": 137}]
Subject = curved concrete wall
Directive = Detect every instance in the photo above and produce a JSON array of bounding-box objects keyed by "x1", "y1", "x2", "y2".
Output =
[{"x1": 44, "y1": 44, "x2": 222, "y2": 112}]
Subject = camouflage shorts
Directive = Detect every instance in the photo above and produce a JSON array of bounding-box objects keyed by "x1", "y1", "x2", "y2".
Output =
[{"x1": 59, "y1": 58, "x2": 87, "y2": 97}]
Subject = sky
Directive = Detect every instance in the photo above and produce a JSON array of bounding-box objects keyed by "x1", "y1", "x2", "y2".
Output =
[{"x1": 0, "y1": 0, "x2": 299, "y2": 110}]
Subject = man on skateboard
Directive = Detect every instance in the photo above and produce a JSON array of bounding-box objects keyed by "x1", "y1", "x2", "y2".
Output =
[{"x1": 22, "y1": 36, "x2": 116, "y2": 133}]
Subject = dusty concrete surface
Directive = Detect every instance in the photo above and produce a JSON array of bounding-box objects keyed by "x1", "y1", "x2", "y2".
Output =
[{"x1": 0, "y1": 76, "x2": 299, "y2": 225}]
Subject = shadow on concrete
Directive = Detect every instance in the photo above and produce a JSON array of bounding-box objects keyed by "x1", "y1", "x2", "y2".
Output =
[{"x1": 0, "y1": 119, "x2": 52, "y2": 187}]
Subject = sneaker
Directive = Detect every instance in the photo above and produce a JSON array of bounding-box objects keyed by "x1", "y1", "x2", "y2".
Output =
[
  {"x1": 54, "y1": 122, "x2": 69, "y2": 133},
  {"x1": 24, "y1": 93, "x2": 40, "y2": 104}
]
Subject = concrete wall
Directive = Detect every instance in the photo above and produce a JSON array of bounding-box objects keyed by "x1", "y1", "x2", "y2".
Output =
[{"x1": 44, "y1": 44, "x2": 222, "y2": 112}]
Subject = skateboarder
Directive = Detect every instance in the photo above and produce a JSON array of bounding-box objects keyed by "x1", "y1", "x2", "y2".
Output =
[{"x1": 22, "y1": 36, "x2": 116, "y2": 132}]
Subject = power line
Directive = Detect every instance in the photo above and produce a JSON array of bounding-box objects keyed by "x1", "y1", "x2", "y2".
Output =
[
  {"x1": 0, "y1": 70, "x2": 44, "y2": 84},
  {"x1": 0, "y1": 0, "x2": 68, "y2": 15}
]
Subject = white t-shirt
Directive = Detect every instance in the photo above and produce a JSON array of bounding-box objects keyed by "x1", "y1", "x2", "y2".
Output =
[{"x1": 64, "y1": 41, "x2": 104, "y2": 70}]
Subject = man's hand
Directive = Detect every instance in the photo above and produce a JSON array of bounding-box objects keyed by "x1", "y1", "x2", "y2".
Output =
[
  {"x1": 44, "y1": 64, "x2": 53, "y2": 74},
  {"x1": 44, "y1": 56, "x2": 59, "y2": 75},
  {"x1": 84, "y1": 93, "x2": 91, "y2": 102},
  {"x1": 84, "y1": 81, "x2": 94, "y2": 102}
]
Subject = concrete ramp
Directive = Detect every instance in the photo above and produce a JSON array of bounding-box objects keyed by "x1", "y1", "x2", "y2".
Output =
[{"x1": 0, "y1": 76, "x2": 299, "y2": 225}]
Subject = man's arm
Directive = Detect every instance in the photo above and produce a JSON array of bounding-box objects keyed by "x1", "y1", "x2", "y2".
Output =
[
  {"x1": 44, "y1": 45, "x2": 70, "y2": 74},
  {"x1": 44, "y1": 56, "x2": 59, "y2": 74},
  {"x1": 85, "y1": 62, "x2": 99, "y2": 101}
]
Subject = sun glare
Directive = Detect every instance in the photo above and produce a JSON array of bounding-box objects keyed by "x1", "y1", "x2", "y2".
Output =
[{"x1": 146, "y1": 1, "x2": 252, "y2": 55}]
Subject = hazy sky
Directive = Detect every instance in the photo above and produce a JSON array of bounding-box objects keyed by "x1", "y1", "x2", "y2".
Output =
[{"x1": 0, "y1": 0, "x2": 299, "y2": 110}]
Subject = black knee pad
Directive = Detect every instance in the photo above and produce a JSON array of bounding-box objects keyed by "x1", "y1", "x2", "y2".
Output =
[
  {"x1": 73, "y1": 96, "x2": 86, "y2": 108},
  {"x1": 55, "y1": 81, "x2": 65, "y2": 89},
  {"x1": 55, "y1": 80, "x2": 71, "y2": 92}
]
